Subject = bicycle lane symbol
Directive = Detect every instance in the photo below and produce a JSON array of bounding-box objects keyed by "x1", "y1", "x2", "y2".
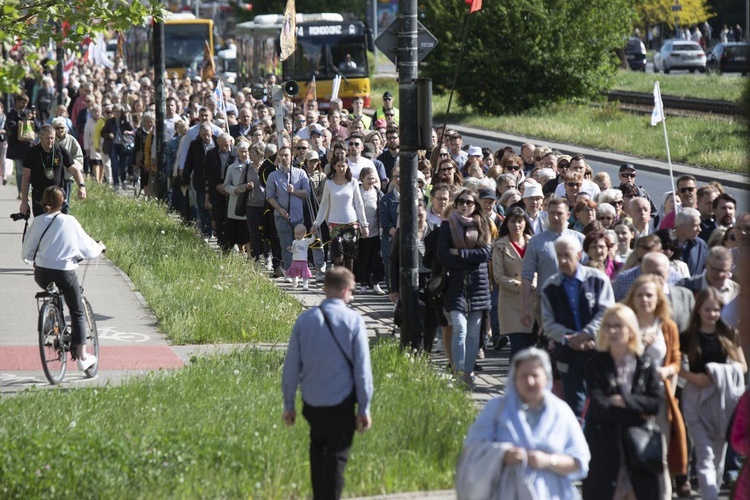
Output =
[{"x1": 96, "y1": 325, "x2": 152, "y2": 343}]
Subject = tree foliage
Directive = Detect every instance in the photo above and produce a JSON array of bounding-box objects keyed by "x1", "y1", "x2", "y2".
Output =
[
  {"x1": 0, "y1": 0, "x2": 161, "y2": 93},
  {"x1": 635, "y1": 0, "x2": 714, "y2": 29},
  {"x1": 420, "y1": 0, "x2": 634, "y2": 115}
]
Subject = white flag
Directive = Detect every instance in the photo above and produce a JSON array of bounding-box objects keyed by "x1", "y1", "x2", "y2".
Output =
[{"x1": 650, "y1": 81, "x2": 664, "y2": 126}]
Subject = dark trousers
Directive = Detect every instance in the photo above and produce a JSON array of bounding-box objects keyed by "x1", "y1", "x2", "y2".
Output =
[
  {"x1": 34, "y1": 266, "x2": 86, "y2": 346},
  {"x1": 555, "y1": 343, "x2": 589, "y2": 418},
  {"x1": 194, "y1": 191, "x2": 212, "y2": 238},
  {"x1": 246, "y1": 206, "x2": 265, "y2": 260},
  {"x1": 302, "y1": 396, "x2": 356, "y2": 500},
  {"x1": 355, "y1": 236, "x2": 383, "y2": 286},
  {"x1": 262, "y1": 206, "x2": 283, "y2": 268},
  {"x1": 110, "y1": 143, "x2": 130, "y2": 185},
  {"x1": 209, "y1": 196, "x2": 228, "y2": 251}
]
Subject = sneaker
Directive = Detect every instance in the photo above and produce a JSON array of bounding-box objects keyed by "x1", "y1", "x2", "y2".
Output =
[
  {"x1": 434, "y1": 339, "x2": 444, "y2": 353},
  {"x1": 372, "y1": 284, "x2": 386, "y2": 295},
  {"x1": 77, "y1": 354, "x2": 97, "y2": 372},
  {"x1": 315, "y1": 271, "x2": 325, "y2": 282},
  {"x1": 493, "y1": 336, "x2": 509, "y2": 351},
  {"x1": 675, "y1": 481, "x2": 691, "y2": 498},
  {"x1": 284, "y1": 272, "x2": 293, "y2": 283},
  {"x1": 302, "y1": 284, "x2": 309, "y2": 291},
  {"x1": 477, "y1": 348, "x2": 485, "y2": 360},
  {"x1": 266, "y1": 256, "x2": 274, "y2": 271},
  {"x1": 273, "y1": 267, "x2": 285, "y2": 278},
  {"x1": 460, "y1": 373, "x2": 476, "y2": 391}
]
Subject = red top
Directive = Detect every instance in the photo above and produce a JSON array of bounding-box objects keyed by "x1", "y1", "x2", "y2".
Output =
[{"x1": 510, "y1": 240, "x2": 526, "y2": 259}]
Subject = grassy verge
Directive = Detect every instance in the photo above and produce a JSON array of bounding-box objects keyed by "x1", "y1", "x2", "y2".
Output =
[
  {"x1": 0, "y1": 344, "x2": 476, "y2": 498},
  {"x1": 371, "y1": 77, "x2": 748, "y2": 173},
  {"x1": 71, "y1": 185, "x2": 301, "y2": 344},
  {"x1": 612, "y1": 71, "x2": 745, "y2": 102}
]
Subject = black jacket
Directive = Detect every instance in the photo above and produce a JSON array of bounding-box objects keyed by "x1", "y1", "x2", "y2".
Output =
[
  {"x1": 436, "y1": 221, "x2": 492, "y2": 314},
  {"x1": 204, "y1": 148, "x2": 237, "y2": 205},
  {"x1": 183, "y1": 137, "x2": 215, "y2": 192},
  {"x1": 582, "y1": 351, "x2": 663, "y2": 500}
]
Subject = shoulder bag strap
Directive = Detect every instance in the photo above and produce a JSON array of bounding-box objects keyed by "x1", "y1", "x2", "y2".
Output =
[
  {"x1": 32, "y1": 213, "x2": 61, "y2": 262},
  {"x1": 319, "y1": 306, "x2": 354, "y2": 370}
]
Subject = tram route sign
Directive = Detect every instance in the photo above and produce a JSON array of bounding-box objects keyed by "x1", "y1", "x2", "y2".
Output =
[{"x1": 374, "y1": 19, "x2": 438, "y2": 66}]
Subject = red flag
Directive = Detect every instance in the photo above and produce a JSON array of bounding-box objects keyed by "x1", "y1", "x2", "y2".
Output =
[{"x1": 467, "y1": 0, "x2": 482, "y2": 13}]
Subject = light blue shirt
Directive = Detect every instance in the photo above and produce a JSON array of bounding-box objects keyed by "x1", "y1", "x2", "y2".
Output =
[
  {"x1": 266, "y1": 166, "x2": 311, "y2": 222},
  {"x1": 521, "y1": 229, "x2": 584, "y2": 295},
  {"x1": 282, "y1": 298, "x2": 373, "y2": 415}
]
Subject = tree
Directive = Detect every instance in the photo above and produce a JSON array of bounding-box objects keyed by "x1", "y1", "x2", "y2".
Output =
[
  {"x1": 636, "y1": 0, "x2": 714, "y2": 30},
  {"x1": 420, "y1": 0, "x2": 634, "y2": 115},
  {"x1": 0, "y1": 0, "x2": 160, "y2": 94}
]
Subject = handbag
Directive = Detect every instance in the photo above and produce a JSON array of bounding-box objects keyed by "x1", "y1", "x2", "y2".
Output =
[
  {"x1": 18, "y1": 118, "x2": 35, "y2": 142},
  {"x1": 621, "y1": 419, "x2": 664, "y2": 475},
  {"x1": 426, "y1": 271, "x2": 449, "y2": 301}
]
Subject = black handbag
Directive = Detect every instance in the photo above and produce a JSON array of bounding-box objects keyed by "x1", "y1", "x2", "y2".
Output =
[
  {"x1": 426, "y1": 271, "x2": 449, "y2": 301},
  {"x1": 621, "y1": 419, "x2": 664, "y2": 475}
]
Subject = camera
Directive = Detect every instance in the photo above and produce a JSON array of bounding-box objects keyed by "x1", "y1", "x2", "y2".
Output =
[{"x1": 10, "y1": 212, "x2": 30, "y2": 222}]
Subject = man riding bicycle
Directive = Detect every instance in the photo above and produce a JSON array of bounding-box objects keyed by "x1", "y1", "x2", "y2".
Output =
[{"x1": 21, "y1": 186, "x2": 105, "y2": 370}]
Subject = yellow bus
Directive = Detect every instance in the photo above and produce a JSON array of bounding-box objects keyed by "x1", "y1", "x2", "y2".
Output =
[
  {"x1": 235, "y1": 13, "x2": 374, "y2": 109},
  {"x1": 124, "y1": 13, "x2": 215, "y2": 78}
]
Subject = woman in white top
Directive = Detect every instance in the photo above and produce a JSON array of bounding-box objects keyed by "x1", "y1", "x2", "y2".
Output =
[
  {"x1": 312, "y1": 154, "x2": 369, "y2": 273},
  {"x1": 21, "y1": 186, "x2": 105, "y2": 371},
  {"x1": 356, "y1": 167, "x2": 385, "y2": 294},
  {"x1": 82, "y1": 105, "x2": 104, "y2": 183},
  {"x1": 223, "y1": 139, "x2": 250, "y2": 252}
]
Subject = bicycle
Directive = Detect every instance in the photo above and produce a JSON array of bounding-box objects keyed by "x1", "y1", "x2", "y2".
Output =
[{"x1": 36, "y1": 269, "x2": 100, "y2": 385}]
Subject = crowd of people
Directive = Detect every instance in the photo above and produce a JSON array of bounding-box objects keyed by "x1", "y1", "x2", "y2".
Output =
[{"x1": 2, "y1": 55, "x2": 748, "y2": 500}]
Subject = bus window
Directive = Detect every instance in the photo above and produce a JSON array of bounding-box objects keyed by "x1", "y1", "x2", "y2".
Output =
[{"x1": 164, "y1": 24, "x2": 211, "y2": 69}]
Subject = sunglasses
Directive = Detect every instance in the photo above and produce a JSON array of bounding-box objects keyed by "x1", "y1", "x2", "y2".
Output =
[
  {"x1": 679, "y1": 187, "x2": 696, "y2": 193},
  {"x1": 296, "y1": 146, "x2": 308, "y2": 150},
  {"x1": 385, "y1": 113, "x2": 394, "y2": 117},
  {"x1": 558, "y1": 163, "x2": 570, "y2": 169},
  {"x1": 620, "y1": 173, "x2": 635, "y2": 178},
  {"x1": 456, "y1": 199, "x2": 475, "y2": 207},
  {"x1": 349, "y1": 142, "x2": 362, "y2": 147},
  {"x1": 567, "y1": 182, "x2": 582, "y2": 188},
  {"x1": 505, "y1": 166, "x2": 520, "y2": 172},
  {"x1": 612, "y1": 200, "x2": 624, "y2": 206}
]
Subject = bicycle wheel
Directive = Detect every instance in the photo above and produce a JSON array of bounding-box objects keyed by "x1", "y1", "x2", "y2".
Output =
[
  {"x1": 38, "y1": 301, "x2": 67, "y2": 385},
  {"x1": 82, "y1": 297, "x2": 99, "y2": 378}
]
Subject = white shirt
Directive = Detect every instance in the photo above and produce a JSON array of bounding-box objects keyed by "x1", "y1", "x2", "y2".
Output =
[
  {"x1": 22, "y1": 212, "x2": 103, "y2": 270},
  {"x1": 554, "y1": 179, "x2": 601, "y2": 199},
  {"x1": 291, "y1": 236, "x2": 316, "y2": 261},
  {"x1": 314, "y1": 178, "x2": 368, "y2": 228},
  {"x1": 347, "y1": 156, "x2": 378, "y2": 182}
]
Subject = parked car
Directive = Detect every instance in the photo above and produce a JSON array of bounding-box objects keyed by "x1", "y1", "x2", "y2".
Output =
[
  {"x1": 625, "y1": 36, "x2": 647, "y2": 71},
  {"x1": 654, "y1": 40, "x2": 706, "y2": 73},
  {"x1": 706, "y1": 42, "x2": 749, "y2": 75}
]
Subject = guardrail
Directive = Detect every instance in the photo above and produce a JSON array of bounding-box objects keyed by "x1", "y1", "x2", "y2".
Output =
[{"x1": 607, "y1": 91, "x2": 740, "y2": 116}]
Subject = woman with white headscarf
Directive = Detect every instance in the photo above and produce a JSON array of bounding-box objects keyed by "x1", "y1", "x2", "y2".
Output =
[{"x1": 457, "y1": 348, "x2": 590, "y2": 499}]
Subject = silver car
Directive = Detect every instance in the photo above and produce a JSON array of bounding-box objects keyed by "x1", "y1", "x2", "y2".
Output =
[{"x1": 654, "y1": 40, "x2": 706, "y2": 73}]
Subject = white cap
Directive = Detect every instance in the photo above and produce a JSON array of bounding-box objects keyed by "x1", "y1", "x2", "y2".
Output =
[
  {"x1": 468, "y1": 146, "x2": 482, "y2": 157},
  {"x1": 523, "y1": 184, "x2": 544, "y2": 199}
]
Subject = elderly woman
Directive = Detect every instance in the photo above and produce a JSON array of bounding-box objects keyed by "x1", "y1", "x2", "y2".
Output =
[
  {"x1": 223, "y1": 138, "x2": 251, "y2": 252},
  {"x1": 458, "y1": 348, "x2": 590, "y2": 499},
  {"x1": 598, "y1": 188, "x2": 625, "y2": 223},
  {"x1": 499, "y1": 153, "x2": 525, "y2": 188},
  {"x1": 583, "y1": 230, "x2": 623, "y2": 280},
  {"x1": 582, "y1": 304, "x2": 664, "y2": 500},
  {"x1": 498, "y1": 188, "x2": 521, "y2": 215},
  {"x1": 596, "y1": 202, "x2": 617, "y2": 230}
]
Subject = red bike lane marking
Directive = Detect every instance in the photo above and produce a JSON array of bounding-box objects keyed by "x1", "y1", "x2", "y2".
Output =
[{"x1": 0, "y1": 346, "x2": 184, "y2": 371}]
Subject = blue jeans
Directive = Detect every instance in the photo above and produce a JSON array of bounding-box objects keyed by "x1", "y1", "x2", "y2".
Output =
[
  {"x1": 275, "y1": 214, "x2": 302, "y2": 270},
  {"x1": 450, "y1": 310, "x2": 483, "y2": 374},
  {"x1": 110, "y1": 144, "x2": 130, "y2": 185},
  {"x1": 508, "y1": 333, "x2": 536, "y2": 360}
]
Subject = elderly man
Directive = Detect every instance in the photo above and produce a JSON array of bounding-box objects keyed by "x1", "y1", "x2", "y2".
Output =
[
  {"x1": 523, "y1": 183, "x2": 546, "y2": 234},
  {"x1": 521, "y1": 198, "x2": 585, "y2": 330},
  {"x1": 612, "y1": 234, "x2": 684, "y2": 301},
  {"x1": 205, "y1": 133, "x2": 237, "y2": 252},
  {"x1": 282, "y1": 267, "x2": 373, "y2": 500},
  {"x1": 520, "y1": 142, "x2": 536, "y2": 175},
  {"x1": 541, "y1": 234, "x2": 614, "y2": 417},
  {"x1": 181, "y1": 123, "x2": 216, "y2": 238},
  {"x1": 630, "y1": 196, "x2": 653, "y2": 238},
  {"x1": 675, "y1": 207, "x2": 708, "y2": 276},
  {"x1": 229, "y1": 106, "x2": 254, "y2": 140},
  {"x1": 20, "y1": 125, "x2": 86, "y2": 217},
  {"x1": 52, "y1": 117, "x2": 84, "y2": 206},
  {"x1": 678, "y1": 246, "x2": 739, "y2": 304},
  {"x1": 641, "y1": 252, "x2": 695, "y2": 333}
]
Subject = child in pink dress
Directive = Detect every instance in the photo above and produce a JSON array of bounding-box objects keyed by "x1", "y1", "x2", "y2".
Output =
[{"x1": 286, "y1": 224, "x2": 315, "y2": 289}]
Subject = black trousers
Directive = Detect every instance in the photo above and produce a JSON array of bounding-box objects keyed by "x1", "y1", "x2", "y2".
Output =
[
  {"x1": 355, "y1": 236, "x2": 383, "y2": 286},
  {"x1": 245, "y1": 206, "x2": 265, "y2": 260},
  {"x1": 302, "y1": 395, "x2": 356, "y2": 500},
  {"x1": 34, "y1": 266, "x2": 86, "y2": 346}
]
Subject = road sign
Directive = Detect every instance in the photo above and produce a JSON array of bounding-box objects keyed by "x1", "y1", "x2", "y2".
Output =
[{"x1": 374, "y1": 19, "x2": 438, "y2": 66}]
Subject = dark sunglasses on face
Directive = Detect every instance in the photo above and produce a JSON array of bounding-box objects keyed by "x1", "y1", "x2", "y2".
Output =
[
  {"x1": 620, "y1": 173, "x2": 635, "y2": 179},
  {"x1": 558, "y1": 163, "x2": 570, "y2": 169},
  {"x1": 612, "y1": 200, "x2": 624, "y2": 206},
  {"x1": 680, "y1": 187, "x2": 696, "y2": 193},
  {"x1": 456, "y1": 198, "x2": 475, "y2": 207},
  {"x1": 567, "y1": 182, "x2": 581, "y2": 188},
  {"x1": 505, "y1": 166, "x2": 520, "y2": 172}
]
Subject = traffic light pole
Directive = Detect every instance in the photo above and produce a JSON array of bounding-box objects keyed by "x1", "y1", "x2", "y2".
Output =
[
  {"x1": 397, "y1": 0, "x2": 419, "y2": 349},
  {"x1": 153, "y1": 17, "x2": 168, "y2": 200}
]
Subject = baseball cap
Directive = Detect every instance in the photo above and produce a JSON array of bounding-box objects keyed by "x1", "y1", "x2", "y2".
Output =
[
  {"x1": 468, "y1": 146, "x2": 482, "y2": 157},
  {"x1": 478, "y1": 188, "x2": 497, "y2": 200},
  {"x1": 523, "y1": 184, "x2": 544, "y2": 199},
  {"x1": 382, "y1": 91, "x2": 393, "y2": 99},
  {"x1": 304, "y1": 151, "x2": 320, "y2": 161},
  {"x1": 619, "y1": 163, "x2": 636, "y2": 174},
  {"x1": 309, "y1": 123, "x2": 324, "y2": 136}
]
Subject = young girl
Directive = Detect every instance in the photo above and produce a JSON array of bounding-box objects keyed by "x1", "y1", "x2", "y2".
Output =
[
  {"x1": 356, "y1": 167, "x2": 384, "y2": 295},
  {"x1": 680, "y1": 288, "x2": 747, "y2": 500},
  {"x1": 286, "y1": 224, "x2": 316, "y2": 290}
]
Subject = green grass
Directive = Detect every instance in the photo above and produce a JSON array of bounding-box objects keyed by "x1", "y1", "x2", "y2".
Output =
[
  {"x1": 371, "y1": 77, "x2": 748, "y2": 173},
  {"x1": 0, "y1": 344, "x2": 476, "y2": 498},
  {"x1": 612, "y1": 71, "x2": 746, "y2": 102},
  {"x1": 71, "y1": 185, "x2": 301, "y2": 344}
]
